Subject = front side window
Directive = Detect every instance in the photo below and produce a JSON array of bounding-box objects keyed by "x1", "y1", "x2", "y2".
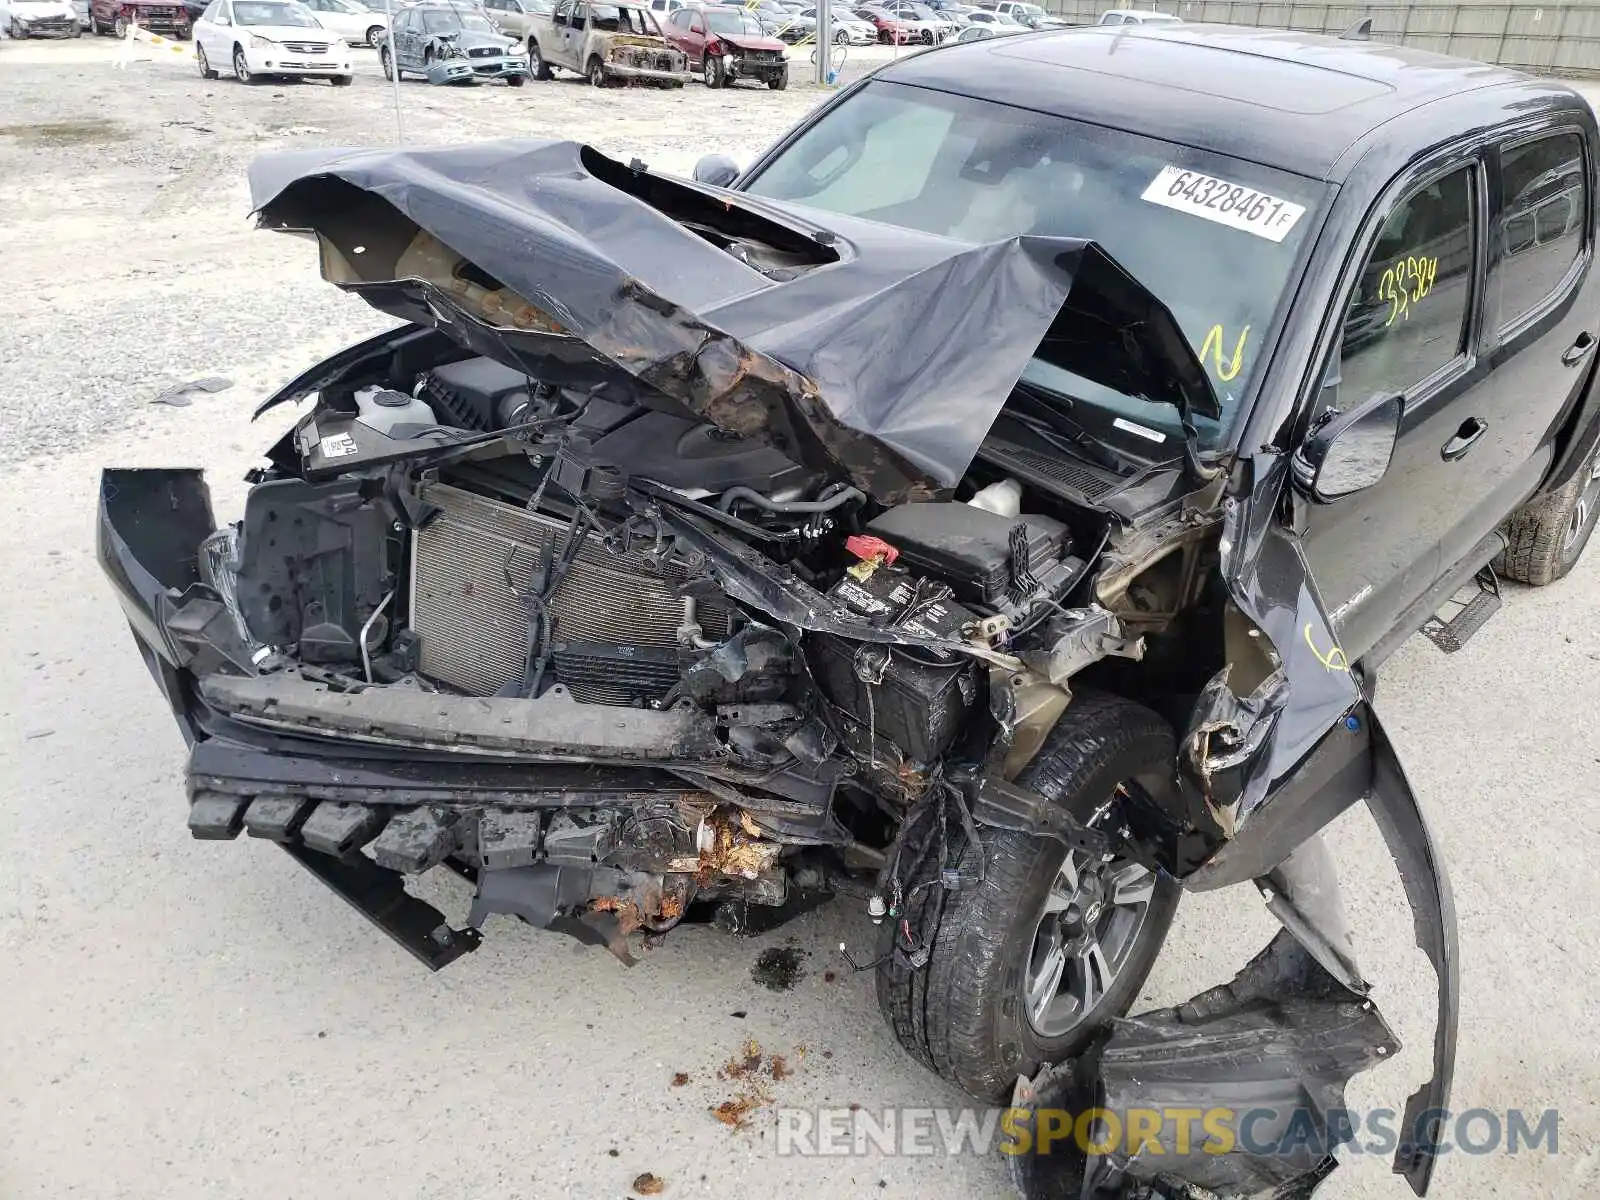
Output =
[
  {"x1": 1498, "y1": 132, "x2": 1585, "y2": 330},
  {"x1": 1338, "y1": 166, "x2": 1475, "y2": 404},
  {"x1": 742, "y1": 80, "x2": 1325, "y2": 447}
]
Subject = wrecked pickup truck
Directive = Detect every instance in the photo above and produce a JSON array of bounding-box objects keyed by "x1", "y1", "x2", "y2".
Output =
[
  {"x1": 99, "y1": 23, "x2": 1600, "y2": 1200},
  {"x1": 524, "y1": 0, "x2": 689, "y2": 87}
]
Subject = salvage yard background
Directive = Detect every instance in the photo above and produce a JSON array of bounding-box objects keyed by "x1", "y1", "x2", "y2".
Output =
[{"x1": 2, "y1": 32, "x2": 1598, "y2": 1200}]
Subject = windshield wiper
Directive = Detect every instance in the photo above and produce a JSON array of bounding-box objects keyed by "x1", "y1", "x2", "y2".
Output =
[{"x1": 1006, "y1": 380, "x2": 1135, "y2": 474}]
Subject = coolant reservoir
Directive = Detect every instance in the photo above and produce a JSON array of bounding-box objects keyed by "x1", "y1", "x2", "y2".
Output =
[
  {"x1": 968, "y1": 478, "x2": 1022, "y2": 518},
  {"x1": 354, "y1": 386, "x2": 437, "y2": 437}
]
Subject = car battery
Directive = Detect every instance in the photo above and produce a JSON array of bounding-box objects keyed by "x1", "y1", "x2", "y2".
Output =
[{"x1": 810, "y1": 554, "x2": 982, "y2": 764}]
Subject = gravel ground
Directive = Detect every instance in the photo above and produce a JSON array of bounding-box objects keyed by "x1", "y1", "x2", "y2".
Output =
[{"x1": 3, "y1": 34, "x2": 1599, "y2": 1200}]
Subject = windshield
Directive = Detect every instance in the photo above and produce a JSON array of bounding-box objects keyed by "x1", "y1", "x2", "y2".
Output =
[
  {"x1": 706, "y1": 7, "x2": 762, "y2": 33},
  {"x1": 589, "y1": 3, "x2": 656, "y2": 30},
  {"x1": 743, "y1": 80, "x2": 1323, "y2": 450},
  {"x1": 234, "y1": 0, "x2": 319, "y2": 24},
  {"x1": 422, "y1": 7, "x2": 495, "y2": 29}
]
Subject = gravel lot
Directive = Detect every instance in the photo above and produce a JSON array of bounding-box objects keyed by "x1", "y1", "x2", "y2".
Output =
[{"x1": 3, "y1": 33, "x2": 1599, "y2": 1200}]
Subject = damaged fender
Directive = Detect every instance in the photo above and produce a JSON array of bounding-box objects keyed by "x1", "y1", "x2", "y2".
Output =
[{"x1": 1161, "y1": 453, "x2": 1456, "y2": 1195}]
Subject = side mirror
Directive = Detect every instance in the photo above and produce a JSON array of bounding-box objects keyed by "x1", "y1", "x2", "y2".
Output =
[
  {"x1": 692, "y1": 153, "x2": 741, "y2": 188},
  {"x1": 1292, "y1": 391, "x2": 1402, "y2": 503}
]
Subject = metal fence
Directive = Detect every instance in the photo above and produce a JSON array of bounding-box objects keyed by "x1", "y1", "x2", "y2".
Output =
[{"x1": 1041, "y1": 3, "x2": 1600, "y2": 77}]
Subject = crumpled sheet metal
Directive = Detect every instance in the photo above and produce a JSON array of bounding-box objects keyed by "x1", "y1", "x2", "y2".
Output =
[
  {"x1": 245, "y1": 139, "x2": 1216, "y2": 503},
  {"x1": 1008, "y1": 931, "x2": 1397, "y2": 1200}
]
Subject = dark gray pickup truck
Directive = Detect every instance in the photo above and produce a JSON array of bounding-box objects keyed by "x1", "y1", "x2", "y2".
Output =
[{"x1": 99, "y1": 23, "x2": 1600, "y2": 1200}]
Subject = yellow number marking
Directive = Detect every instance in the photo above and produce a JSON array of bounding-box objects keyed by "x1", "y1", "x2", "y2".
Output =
[{"x1": 1377, "y1": 254, "x2": 1439, "y2": 326}]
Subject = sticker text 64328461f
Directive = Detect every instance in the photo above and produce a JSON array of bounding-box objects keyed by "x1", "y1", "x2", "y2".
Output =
[{"x1": 1141, "y1": 165, "x2": 1308, "y2": 243}]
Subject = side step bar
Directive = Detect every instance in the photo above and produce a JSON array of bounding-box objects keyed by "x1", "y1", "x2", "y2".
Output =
[{"x1": 1420, "y1": 566, "x2": 1502, "y2": 654}]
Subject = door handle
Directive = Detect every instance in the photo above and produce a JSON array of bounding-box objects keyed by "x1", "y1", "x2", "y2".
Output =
[
  {"x1": 1562, "y1": 332, "x2": 1596, "y2": 367},
  {"x1": 1442, "y1": 417, "x2": 1488, "y2": 461}
]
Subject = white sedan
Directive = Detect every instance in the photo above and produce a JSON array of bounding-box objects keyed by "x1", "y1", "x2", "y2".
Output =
[
  {"x1": 194, "y1": 0, "x2": 353, "y2": 83},
  {"x1": 0, "y1": 0, "x2": 81, "y2": 37},
  {"x1": 796, "y1": 5, "x2": 873, "y2": 43},
  {"x1": 298, "y1": 0, "x2": 385, "y2": 44}
]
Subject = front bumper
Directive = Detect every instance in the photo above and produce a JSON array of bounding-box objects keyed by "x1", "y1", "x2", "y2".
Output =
[
  {"x1": 245, "y1": 45, "x2": 350, "y2": 73},
  {"x1": 424, "y1": 54, "x2": 527, "y2": 83},
  {"x1": 725, "y1": 53, "x2": 785, "y2": 83},
  {"x1": 11, "y1": 16, "x2": 79, "y2": 34},
  {"x1": 606, "y1": 61, "x2": 690, "y2": 84}
]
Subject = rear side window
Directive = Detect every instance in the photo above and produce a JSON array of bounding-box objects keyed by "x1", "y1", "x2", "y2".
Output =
[
  {"x1": 1338, "y1": 166, "x2": 1475, "y2": 402},
  {"x1": 1497, "y1": 132, "x2": 1586, "y2": 330}
]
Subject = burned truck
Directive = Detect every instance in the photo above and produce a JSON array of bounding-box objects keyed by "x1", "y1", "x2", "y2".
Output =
[{"x1": 97, "y1": 25, "x2": 1600, "y2": 1200}]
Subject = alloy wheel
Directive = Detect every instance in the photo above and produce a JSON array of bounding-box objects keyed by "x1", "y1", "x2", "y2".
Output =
[
  {"x1": 233, "y1": 45, "x2": 250, "y2": 81},
  {"x1": 1022, "y1": 847, "x2": 1157, "y2": 1037},
  {"x1": 1563, "y1": 447, "x2": 1600, "y2": 554}
]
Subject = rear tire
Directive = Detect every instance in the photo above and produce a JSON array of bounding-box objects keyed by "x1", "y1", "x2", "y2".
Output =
[
  {"x1": 874, "y1": 690, "x2": 1180, "y2": 1101},
  {"x1": 113, "y1": 13, "x2": 127, "y2": 36},
  {"x1": 197, "y1": 41, "x2": 216, "y2": 75},
  {"x1": 1496, "y1": 440, "x2": 1600, "y2": 585},
  {"x1": 364, "y1": 23, "x2": 381, "y2": 44}
]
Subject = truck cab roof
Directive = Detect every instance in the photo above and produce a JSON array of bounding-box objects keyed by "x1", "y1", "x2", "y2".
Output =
[{"x1": 877, "y1": 23, "x2": 1587, "y2": 180}]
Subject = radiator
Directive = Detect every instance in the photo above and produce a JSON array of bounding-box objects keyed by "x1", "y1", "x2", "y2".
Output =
[{"x1": 409, "y1": 483, "x2": 728, "y2": 702}]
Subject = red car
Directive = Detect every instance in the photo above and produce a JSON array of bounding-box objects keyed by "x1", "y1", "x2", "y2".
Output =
[
  {"x1": 88, "y1": 0, "x2": 190, "y2": 35},
  {"x1": 662, "y1": 4, "x2": 787, "y2": 89},
  {"x1": 854, "y1": 3, "x2": 915, "y2": 42}
]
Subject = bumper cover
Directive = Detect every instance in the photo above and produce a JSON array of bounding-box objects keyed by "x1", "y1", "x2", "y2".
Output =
[{"x1": 424, "y1": 55, "x2": 527, "y2": 82}]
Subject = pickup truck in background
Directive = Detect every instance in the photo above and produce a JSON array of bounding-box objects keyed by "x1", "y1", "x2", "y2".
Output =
[{"x1": 524, "y1": 0, "x2": 689, "y2": 87}]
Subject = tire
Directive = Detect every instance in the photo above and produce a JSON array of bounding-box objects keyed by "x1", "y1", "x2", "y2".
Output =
[
  {"x1": 113, "y1": 13, "x2": 127, "y2": 36},
  {"x1": 1495, "y1": 439, "x2": 1600, "y2": 585},
  {"x1": 380, "y1": 44, "x2": 394, "y2": 78},
  {"x1": 702, "y1": 53, "x2": 722, "y2": 87},
  {"x1": 766, "y1": 65, "x2": 785, "y2": 89},
  {"x1": 364, "y1": 23, "x2": 382, "y2": 45},
  {"x1": 330, "y1": 72, "x2": 352, "y2": 85},
  {"x1": 586, "y1": 54, "x2": 605, "y2": 86},
  {"x1": 89, "y1": 10, "x2": 102, "y2": 33},
  {"x1": 197, "y1": 41, "x2": 216, "y2": 76},
  {"x1": 875, "y1": 690, "x2": 1181, "y2": 1102},
  {"x1": 10, "y1": 19, "x2": 24, "y2": 37},
  {"x1": 505, "y1": 71, "x2": 524, "y2": 86},
  {"x1": 232, "y1": 43, "x2": 252, "y2": 82},
  {"x1": 833, "y1": 26, "x2": 848, "y2": 41},
  {"x1": 527, "y1": 38, "x2": 551, "y2": 78}
]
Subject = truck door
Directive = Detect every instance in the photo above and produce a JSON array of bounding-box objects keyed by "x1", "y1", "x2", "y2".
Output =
[
  {"x1": 1296, "y1": 152, "x2": 1493, "y2": 661},
  {"x1": 1472, "y1": 121, "x2": 1599, "y2": 561}
]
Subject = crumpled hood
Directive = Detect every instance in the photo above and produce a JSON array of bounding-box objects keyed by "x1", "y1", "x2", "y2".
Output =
[
  {"x1": 434, "y1": 29, "x2": 514, "y2": 50},
  {"x1": 718, "y1": 31, "x2": 785, "y2": 51},
  {"x1": 247, "y1": 139, "x2": 1216, "y2": 503}
]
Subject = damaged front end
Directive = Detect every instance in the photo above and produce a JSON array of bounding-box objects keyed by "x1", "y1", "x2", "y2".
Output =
[{"x1": 99, "y1": 140, "x2": 1456, "y2": 1200}]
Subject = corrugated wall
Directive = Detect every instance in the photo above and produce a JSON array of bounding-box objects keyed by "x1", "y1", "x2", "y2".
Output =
[{"x1": 1044, "y1": 3, "x2": 1600, "y2": 77}]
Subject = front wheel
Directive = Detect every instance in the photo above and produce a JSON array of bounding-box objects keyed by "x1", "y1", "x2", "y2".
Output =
[
  {"x1": 232, "y1": 43, "x2": 252, "y2": 81},
  {"x1": 875, "y1": 690, "x2": 1180, "y2": 1101},
  {"x1": 833, "y1": 26, "x2": 848, "y2": 42},
  {"x1": 10, "y1": 19, "x2": 25, "y2": 37},
  {"x1": 527, "y1": 39, "x2": 551, "y2": 78},
  {"x1": 380, "y1": 44, "x2": 394, "y2": 79},
  {"x1": 702, "y1": 53, "x2": 723, "y2": 87},
  {"x1": 330, "y1": 72, "x2": 352, "y2": 85},
  {"x1": 505, "y1": 72, "x2": 524, "y2": 86},
  {"x1": 1496, "y1": 439, "x2": 1600, "y2": 585},
  {"x1": 766, "y1": 65, "x2": 785, "y2": 89},
  {"x1": 586, "y1": 54, "x2": 606, "y2": 86}
]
